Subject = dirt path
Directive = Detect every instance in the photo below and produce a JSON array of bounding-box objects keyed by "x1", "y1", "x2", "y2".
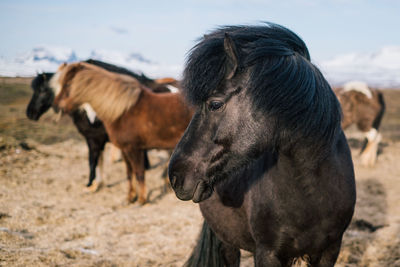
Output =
[
  {"x1": 0, "y1": 141, "x2": 203, "y2": 266},
  {"x1": 0, "y1": 138, "x2": 399, "y2": 266},
  {"x1": 337, "y1": 141, "x2": 400, "y2": 266}
]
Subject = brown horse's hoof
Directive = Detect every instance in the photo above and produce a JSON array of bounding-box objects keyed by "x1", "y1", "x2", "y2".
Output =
[
  {"x1": 84, "y1": 181, "x2": 103, "y2": 193},
  {"x1": 138, "y1": 196, "x2": 147, "y2": 205},
  {"x1": 127, "y1": 194, "x2": 138, "y2": 203}
]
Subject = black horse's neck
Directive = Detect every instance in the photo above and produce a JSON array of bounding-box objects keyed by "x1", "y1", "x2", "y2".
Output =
[
  {"x1": 215, "y1": 149, "x2": 277, "y2": 208},
  {"x1": 215, "y1": 128, "x2": 343, "y2": 208}
]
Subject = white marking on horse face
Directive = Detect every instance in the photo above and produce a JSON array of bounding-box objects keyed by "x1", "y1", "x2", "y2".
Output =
[
  {"x1": 365, "y1": 128, "x2": 378, "y2": 142},
  {"x1": 49, "y1": 71, "x2": 62, "y2": 96},
  {"x1": 80, "y1": 103, "x2": 97, "y2": 124},
  {"x1": 166, "y1": 84, "x2": 179, "y2": 93},
  {"x1": 343, "y1": 81, "x2": 372, "y2": 99}
]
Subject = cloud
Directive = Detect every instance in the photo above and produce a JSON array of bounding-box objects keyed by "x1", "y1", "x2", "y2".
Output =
[{"x1": 110, "y1": 26, "x2": 129, "y2": 35}]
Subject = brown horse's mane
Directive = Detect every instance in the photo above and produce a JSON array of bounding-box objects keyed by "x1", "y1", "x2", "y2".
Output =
[
  {"x1": 56, "y1": 62, "x2": 142, "y2": 122},
  {"x1": 155, "y1": 77, "x2": 177, "y2": 84}
]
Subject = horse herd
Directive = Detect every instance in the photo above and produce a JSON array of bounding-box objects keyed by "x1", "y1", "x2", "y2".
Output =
[{"x1": 25, "y1": 23, "x2": 385, "y2": 266}]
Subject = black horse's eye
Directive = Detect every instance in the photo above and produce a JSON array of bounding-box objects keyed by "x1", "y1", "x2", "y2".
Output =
[{"x1": 208, "y1": 100, "x2": 224, "y2": 111}]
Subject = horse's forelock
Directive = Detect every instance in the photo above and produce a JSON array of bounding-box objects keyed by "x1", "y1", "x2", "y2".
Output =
[
  {"x1": 31, "y1": 74, "x2": 42, "y2": 90},
  {"x1": 33, "y1": 72, "x2": 54, "y2": 89},
  {"x1": 182, "y1": 23, "x2": 311, "y2": 106}
]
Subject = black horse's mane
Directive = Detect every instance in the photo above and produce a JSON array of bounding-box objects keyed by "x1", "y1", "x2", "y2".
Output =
[
  {"x1": 183, "y1": 23, "x2": 341, "y2": 152},
  {"x1": 85, "y1": 59, "x2": 155, "y2": 86},
  {"x1": 31, "y1": 72, "x2": 54, "y2": 90}
]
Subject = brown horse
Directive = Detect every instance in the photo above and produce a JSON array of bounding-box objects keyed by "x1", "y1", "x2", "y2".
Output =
[
  {"x1": 107, "y1": 77, "x2": 181, "y2": 163},
  {"x1": 52, "y1": 62, "x2": 193, "y2": 204},
  {"x1": 334, "y1": 81, "x2": 385, "y2": 166}
]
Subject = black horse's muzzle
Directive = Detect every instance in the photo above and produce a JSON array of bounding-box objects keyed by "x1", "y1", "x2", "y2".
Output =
[
  {"x1": 26, "y1": 111, "x2": 40, "y2": 121},
  {"x1": 168, "y1": 158, "x2": 214, "y2": 203},
  {"x1": 26, "y1": 105, "x2": 41, "y2": 121}
]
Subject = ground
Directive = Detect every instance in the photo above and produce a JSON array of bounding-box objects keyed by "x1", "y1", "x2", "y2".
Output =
[{"x1": 0, "y1": 77, "x2": 399, "y2": 266}]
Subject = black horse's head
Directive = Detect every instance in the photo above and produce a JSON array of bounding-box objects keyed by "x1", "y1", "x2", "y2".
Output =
[
  {"x1": 26, "y1": 72, "x2": 55, "y2": 120},
  {"x1": 168, "y1": 23, "x2": 341, "y2": 203}
]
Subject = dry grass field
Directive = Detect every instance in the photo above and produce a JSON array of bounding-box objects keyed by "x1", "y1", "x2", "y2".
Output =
[{"x1": 0, "y1": 77, "x2": 399, "y2": 266}]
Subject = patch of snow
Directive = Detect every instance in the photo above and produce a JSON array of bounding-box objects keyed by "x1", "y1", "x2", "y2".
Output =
[
  {"x1": 317, "y1": 46, "x2": 400, "y2": 88},
  {"x1": 0, "y1": 46, "x2": 182, "y2": 79}
]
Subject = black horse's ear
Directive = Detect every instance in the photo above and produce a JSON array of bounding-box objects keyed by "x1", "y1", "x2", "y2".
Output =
[{"x1": 224, "y1": 33, "x2": 238, "y2": 80}]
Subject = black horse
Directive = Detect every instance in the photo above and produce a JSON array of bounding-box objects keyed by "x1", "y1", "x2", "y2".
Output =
[
  {"x1": 26, "y1": 59, "x2": 175, "y2": 191},
  {"x1": 168, "y1": 23, "x2": 356, "y2": 266}
]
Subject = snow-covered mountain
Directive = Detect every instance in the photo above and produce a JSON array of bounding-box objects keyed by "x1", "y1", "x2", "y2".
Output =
[
  {"x1": 317, "y1": 46, "x2": 400, "y2": 88},
  {"x1": 1, "y1": 45, "x2": 400, "y2": 87},
  {"x1": 0, "y1": 46, "x2": 182, "y2": 78},
  {"x1": 88, "y1": 49, "x2": 182, "y2": 78},
  {"x1": 15, "y1": 46, "x2": 79, "y2": 65}
]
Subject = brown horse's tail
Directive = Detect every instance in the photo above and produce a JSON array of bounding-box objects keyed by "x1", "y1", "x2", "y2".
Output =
[
  {"x1": 372, "y1": 91, "x2": 385, "y2": 130},
  {"x1": 184, "y1": 221, "x2": 226, "y2": 267}
]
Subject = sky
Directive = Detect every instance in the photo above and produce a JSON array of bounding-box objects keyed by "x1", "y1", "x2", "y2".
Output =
[{"x1": 0, "y1": 0, "x2": 399, "y2": 66}]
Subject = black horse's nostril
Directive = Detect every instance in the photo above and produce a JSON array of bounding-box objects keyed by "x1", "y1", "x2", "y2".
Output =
[{"x1": 170, "y1": 175, "x2": 177, "y2": 188}]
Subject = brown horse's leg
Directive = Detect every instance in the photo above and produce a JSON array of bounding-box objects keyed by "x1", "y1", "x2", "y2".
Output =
[
  {"x1": 122, "y1": 150, "x2": 137, "y2": 203},
  {"x1": 161, "y1": 150, "x2": 173, "y2": 193},
  {"x1": 137, "y1": 172, "x2": 146, "y2": 204},
  {"x1": 109, "y1": 144, "x2": 122, "y2": 163},
  {"x1": 130, "y1": 149, "x2": 147, "y2": 204},
  {"x1": 137, "y1": 151, "x2": 147, "y2": 204}
]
